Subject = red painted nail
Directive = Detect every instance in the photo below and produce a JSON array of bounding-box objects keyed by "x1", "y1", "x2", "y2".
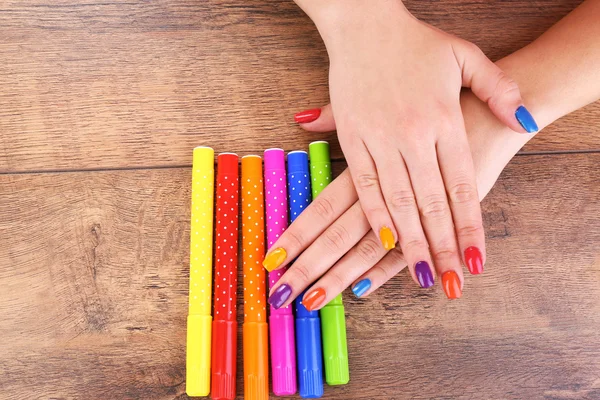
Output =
[
  {"x1": 464, "y1": 246, "x2": 483, "y2": 275},
  {"x1": 294, "y1": 108, "x2": 321, "y2": 124}
]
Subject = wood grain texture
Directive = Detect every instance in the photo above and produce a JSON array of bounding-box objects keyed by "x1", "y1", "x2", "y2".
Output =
[
  {"x1": 0, "y1": 0, "x2": 599, "y2": 173},
  {"x1": 1, "y1": 154, "x2": 599, "y2": 399}
]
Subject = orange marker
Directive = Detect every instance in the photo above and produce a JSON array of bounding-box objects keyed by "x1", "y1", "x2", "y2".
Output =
[{"x1": 241, "y1": 156, "x2": 269, "y2": 400}]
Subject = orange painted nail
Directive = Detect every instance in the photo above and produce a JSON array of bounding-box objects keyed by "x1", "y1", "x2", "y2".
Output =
[
  {"x1": 302, "y1": 288, "x2": 326, "y2": 311},
  {"x1": 379, "y1": 226, "x2": 396, "y2": 250},
  {"x1": 441, "y1": 271, "x2": 462, "y2": 299}
]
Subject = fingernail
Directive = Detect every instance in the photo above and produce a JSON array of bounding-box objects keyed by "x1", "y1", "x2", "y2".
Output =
[
  {"x1": 294, "y1": 108, "x2": 321, "y2": 124},
  {"x1": 262, "y1": 248, "x2": 287, "y2": 272},
  {"x1": 464, "y1": 246, "x2": 483, "y2": 275},
  {"x1": 302, "y1": 288, "x2": 326, "y2": 311},
  {"x1": 268, "y1": 284, "x2": 292, "y2": 309},
  {"x1": 415, "y1": 261, "x2": 434, "y2": 288},
  {"x1": 441, "y1": 271, "x2": 462, "y2": 299},
  {"x1": 515, "y1": 105, "x2": 539, "y2": 133},
  {"x1": 352, "y1": 279, "x2": 371, "y2": 298},
  {"x1": 379, "y1": 227, "x2": 396, "y2": 250}
]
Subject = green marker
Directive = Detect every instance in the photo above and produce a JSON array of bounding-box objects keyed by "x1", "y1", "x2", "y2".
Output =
[{"x1": 309, "y1": 141, "x2": 350, "y2": 386}]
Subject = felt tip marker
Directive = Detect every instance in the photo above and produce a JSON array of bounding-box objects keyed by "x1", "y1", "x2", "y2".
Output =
[
  {"x1": 309, "y1": 141, "x2": 350, "y2": 386},
  {"x1": 288, "y1": 150, "x2": 325, "y2": 398},
  {"x1": 264, "y1": 148, "x2": 297, "y2": 396},
  {"x1": 211, "y1": 153, "x2": 240, "y2": 400},
  {"x1": 241, "y1": 155, "x2": 269, "y2": 400},
  {"x1": 186, "y1": 146, "x2": 215, "y2": 397}
]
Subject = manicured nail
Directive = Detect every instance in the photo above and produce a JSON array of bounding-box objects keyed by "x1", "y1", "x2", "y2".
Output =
[
  {"x1": 414, "y1": 261, "x2": 434, "y2": 288},
  {"x1": 352, "y1": 279, "x2": 371, "y2": 298},
  {"x1": 464, "y1": 246, "x2": 483, "y2": 275},
  {"x1": 262, "y1": 248, "x2": 287, "y2": 272},
  {"x1": 441, "y1": 271, "x2": 462, "y2": 299},
  {"x1": 294, "y1": 108, "x2": 321, "y2": 124},
  {"x1": 515, "y1": 105, "x2": 539, "y2": 133},
  {"x1": 268, "y1": 284, "x2": 292, "y2": 309},
  {"x1": 302, "y1": 288, "x2": 326, "y2": 311},
  {"x1": 379, "y1": 226, "x2": 396, "y2": 250}
]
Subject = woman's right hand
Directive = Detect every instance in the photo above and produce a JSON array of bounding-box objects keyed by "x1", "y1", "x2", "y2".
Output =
[{"x1": 265, "y1": 90, "x2": 534, "y2": 309}]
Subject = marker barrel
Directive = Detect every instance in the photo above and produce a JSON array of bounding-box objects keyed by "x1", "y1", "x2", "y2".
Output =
[
  {"x1": 288, "y1": 151, "x2": 324, "y2": 398},
  {"x1": 211, "y1": 153, "x2": 240, "y2": 400},
  {"x1": 186, "y1": 147, "x2": 215, "y2": 397},
  {"x1": 309, "y1": 142, "x2": 350, "y2": 386},
  {"x1": 264, "y1": 148, "x2": 297, "y2": 396},
  {"x1": 241, "y1": 155, "x2": 269, "y2": 400}
]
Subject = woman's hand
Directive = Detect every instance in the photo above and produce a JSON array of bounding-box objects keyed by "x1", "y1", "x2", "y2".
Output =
[
  {"x1": 266, "y1": 90, "x2": 533, "y2": 310},
  {"x1": 266, "y1": 0, "x2": 538, "y2": 302}
]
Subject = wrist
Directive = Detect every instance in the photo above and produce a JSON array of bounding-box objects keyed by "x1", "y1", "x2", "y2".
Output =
[
  {"x1": 295, "y1": 0, "x2": 412, "y2": 49},
  {"x1": 496, "y1": 48, "x2": 567, "y2": 131}
]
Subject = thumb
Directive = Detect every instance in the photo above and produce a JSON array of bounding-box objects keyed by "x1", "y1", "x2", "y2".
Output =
[
  {"x1": 293, "y1": 103, "x2": 337, "y2": 132},
  {"x1": 456, "y1": 41, "x2": 539, "y2": 133}
]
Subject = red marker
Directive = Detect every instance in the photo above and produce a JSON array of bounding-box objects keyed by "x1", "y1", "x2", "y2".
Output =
[{"x1": 211, "y1": 153, "x2": 240, "y2": 400}]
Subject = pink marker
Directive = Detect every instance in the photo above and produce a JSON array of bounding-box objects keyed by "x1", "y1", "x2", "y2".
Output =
[{"x1": 264, "y1": 148, "x2": 297, "y2": 396}]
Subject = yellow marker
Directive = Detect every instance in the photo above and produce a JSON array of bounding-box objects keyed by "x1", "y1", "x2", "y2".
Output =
[{"x1": 186, "y1": 146, "x2": 215, "y2": 397}]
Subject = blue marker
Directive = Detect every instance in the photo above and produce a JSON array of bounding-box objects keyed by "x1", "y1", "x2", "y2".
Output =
[{"x1": 287, "y1": 151, "x2": 324, "y2": 398}]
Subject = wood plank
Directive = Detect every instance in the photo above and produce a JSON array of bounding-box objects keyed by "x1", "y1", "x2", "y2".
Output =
[
  {"x1": 0, "y1": 154, "x2": 598, "y2": 399},
  {"x1": 1, "y1": 0, "x2": 598, "y2": 173}
]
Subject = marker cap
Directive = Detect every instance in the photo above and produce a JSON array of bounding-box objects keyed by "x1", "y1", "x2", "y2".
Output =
[
  {"x1": 270, "y1": 314, "x2": 298, "y2": 395},
  {"x1": 320, "y1": 296, "x2": 350, "y2": 386},
  {"x1": 211, "y1": 320, "x2": 238, "y2": 399},
  {"x1": 186, "y1": 314, "x2": 212, "y2": 396},
  {"x1": 243, "y1": 322, "x2": 270, "y2": 400}
]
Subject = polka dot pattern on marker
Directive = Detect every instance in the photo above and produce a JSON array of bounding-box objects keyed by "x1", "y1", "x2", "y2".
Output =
[
  {"x1": 213, "y1": 155, "x2": 239, "y2": 319},
  {"x1": 263, "y1": 150, "x2": 290, "y2": 311},
  {"x1": 189, "y1": 148, "x2": 214, "y2": 316},
  {"x1": 241, "y1": 157, "x2": 266, "y2": 322}
]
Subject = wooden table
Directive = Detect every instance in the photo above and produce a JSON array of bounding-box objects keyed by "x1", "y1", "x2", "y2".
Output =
[{"x1": 1, "y1": 1, "x2": 599, "y2": 399}]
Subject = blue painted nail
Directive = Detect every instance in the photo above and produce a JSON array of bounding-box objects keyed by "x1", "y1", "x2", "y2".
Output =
[
  {"x1": 352, "y1": 279, "x2": 372, "y2": 298},
  {"x1": 515, "y1": 105, "x2": 539, "y2": 133}
]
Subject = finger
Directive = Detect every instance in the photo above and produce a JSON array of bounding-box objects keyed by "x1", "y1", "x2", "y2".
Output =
[
  {"x1": 294, "y1": 104, "x2": 337, "y2": 132},
  {"x1": 351, "y1": 247, "x2": 408, "y2": 298},
  {"x1": 403, "y1": 140, "x2": 464, "y2": 300},
  {"x1": 373, "y1": 145, "x2": 435, "y2": 289},
  {"x1": 267, "y1": 201, "x2": 370, "y2": 309},
  {"x1": 262, "y1": 168, "x2": 357, "y2": 272},
  {"x1": 294, "y1": 230, "x2": 387, "y2": 311},
  {"x1": 342, "y1": 137, "x2": 398, "y2": 252},
  {"x1": 436, "y1": 119, "x2": 486, "y2": 276},
  {"x1": 455, "y1": 40, "x2": 539, "y2": 134}
]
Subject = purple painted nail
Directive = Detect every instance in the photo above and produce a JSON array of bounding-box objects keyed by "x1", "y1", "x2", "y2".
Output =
[
  {"x1": 268, "y1": 283, "x2": 292, "y2": 309},
  {"x1": 415, "y1": 261, "x2": 434, "y2": 288}
]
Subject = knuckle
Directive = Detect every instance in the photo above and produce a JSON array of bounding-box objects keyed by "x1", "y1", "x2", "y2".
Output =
[
  {"x1": 291, "y1": 263, "x2": 312, "y2": 285},
  {"x1": 312, "y1": 196, "x2": 335, "y2": 220},
  {"x1": 355, "y1": 173, "x2": 380, "y2": 191},
  {"x1": 387, "y1": 248, "x2": 407, "y2": 267},
  {"x1": 401, "y1": 238, "x2": 425, "y2": 254},
  {"x1": 448, "y1": 182, "x2": 478, "y2": 204},
  {"x1": 419, "y1": 195, "x2": 450, "y2": 220},
  {"x1": 456, "y1": 223, "x2": 484, "y2": 238},
  {"x1": 355, "y1": 238, "x2": 382, "y2": 263},
  {"x1": 285, "y1": 229, "x2": 304, "y2": 250},
  {"x1": 432, "y1": 248, "x2": 456, "y2": 262},
  {"x1": 490, "y1": 71, "x2": 520, "y2": 107},
  {"x1": 371, "y1": 264, "x2": 390, "y2": 282},
  {"x1": 328, "y1": 272, "x2": 346, "y2": 291},
  {"x1": 388, "y1": 189, "x2": 417, "y2": 213},
  {"x1": 323, "y1": 224, "x2": 350, "y2": 251}
]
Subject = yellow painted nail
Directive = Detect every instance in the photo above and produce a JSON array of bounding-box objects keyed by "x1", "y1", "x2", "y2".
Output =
[
  {"x1": 262, "y1": 248, "x2": 287, "y2": 272},
  {"x1": 379, "y1": 227, "x2": 396, "y2": 250}
]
